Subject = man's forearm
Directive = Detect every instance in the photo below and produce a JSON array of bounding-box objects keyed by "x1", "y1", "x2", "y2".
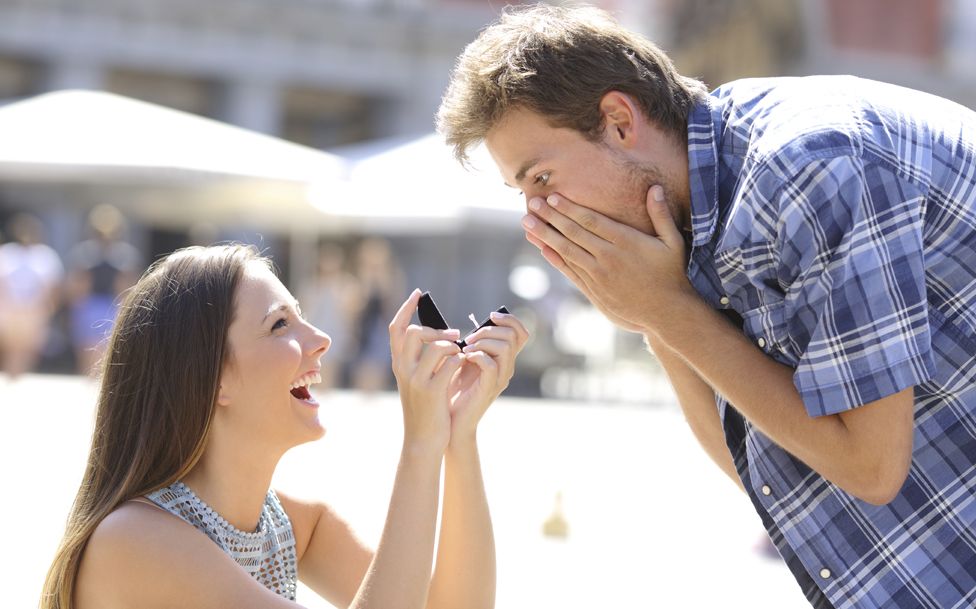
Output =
[
  {"x1": 648, "y1": 296, "x2": 913, "y2": 505},
  {"x1": 645, "y1": 333, "x2": 743, "y2": 491}
]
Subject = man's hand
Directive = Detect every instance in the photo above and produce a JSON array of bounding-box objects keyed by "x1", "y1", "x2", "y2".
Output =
[{"x1": 521, "y1": 186, "x2": 697, "y2": 333}]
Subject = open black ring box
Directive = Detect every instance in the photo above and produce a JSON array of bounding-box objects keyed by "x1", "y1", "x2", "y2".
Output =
[{"x1": 417, "y1": 291, "x2": 509, "y2": 349}]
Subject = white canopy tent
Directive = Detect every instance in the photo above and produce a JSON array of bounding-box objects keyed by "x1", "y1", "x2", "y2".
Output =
[
  {"x1": 0, "y1": 89, "x2": 348, "y2": 235},
  {"x1": 318, "y1": 132, "x2": 526, "y2": 234}
]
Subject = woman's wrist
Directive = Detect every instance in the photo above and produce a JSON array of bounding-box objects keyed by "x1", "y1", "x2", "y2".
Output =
[
  {"x1": 447, "y1": 429, "x2": 479, "y2": 456},
  {"x1": 401, "y1": 437, "x2": 447, "y2": 465}
]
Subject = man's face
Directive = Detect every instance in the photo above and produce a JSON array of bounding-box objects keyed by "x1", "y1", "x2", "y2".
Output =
[{"x1": 484, "y1": 106, "x2": 687, "y2": 236}]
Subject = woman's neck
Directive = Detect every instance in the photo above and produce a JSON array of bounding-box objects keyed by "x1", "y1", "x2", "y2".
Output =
[{"x1": 181, "y1": 431, "x2": 282, "y2": 532}]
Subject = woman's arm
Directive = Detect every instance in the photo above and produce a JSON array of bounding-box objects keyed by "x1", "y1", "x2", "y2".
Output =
[
  {"x1": 426, "y1": 311, "x2": 528, "y2": 609},
  {"x1": 426, "y1": 439, "x2": 494, "y2": 609},
  {"x1": 288, "y1": 295, "x2": 526, "y2": 609},
  {"x1": 340, "y1": 289, "x2": 462, "y2": 609}
]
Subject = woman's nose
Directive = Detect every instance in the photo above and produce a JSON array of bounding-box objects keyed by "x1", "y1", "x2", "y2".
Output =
[{"x1": 308, "y1": 324, "x2": 332, "y2": 356}]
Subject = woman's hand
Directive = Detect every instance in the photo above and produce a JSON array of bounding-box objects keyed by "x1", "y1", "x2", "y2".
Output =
[
  {"x1": 389, "y1": 290, "x2": 464, "y2": 455},
  {"x1": 448, "y1": 311, "x2": 529, "y2": 446}
]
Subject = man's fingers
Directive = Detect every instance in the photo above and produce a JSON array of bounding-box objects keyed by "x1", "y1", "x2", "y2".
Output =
[
  {"x1": 527, "y1": 195, "x2": 613, "y2": 253},
  {"x1": 522, "y1": 213, "x2": 596, "y2": 270},
  {"x1": 646, "y1": 186, "x2": 684, "y2": 250},
  {"x1": 538, "y1": 193, "x2": 624, "y2": 243}
]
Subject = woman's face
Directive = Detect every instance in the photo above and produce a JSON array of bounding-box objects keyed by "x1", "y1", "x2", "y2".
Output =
[{"x1": 217, "y1": 261, "x2": 332, "y2": 452}]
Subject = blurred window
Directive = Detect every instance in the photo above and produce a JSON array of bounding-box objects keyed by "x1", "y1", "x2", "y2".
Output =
[
  {"x1": 825, "y1": 0, "x2": 943, "y2": 60},
  {"x1": 947, "y1": 0, "x2": 976, "y2": 74},
  {"x1": 0, "y1": 56, "x2": 40, "y2": 100},
  {"x1": 282, "y1": 86, "x2": 379, "y2": 149},
  {"x1": 105, "y1": 68, "x2": 217, "y2": 118}
]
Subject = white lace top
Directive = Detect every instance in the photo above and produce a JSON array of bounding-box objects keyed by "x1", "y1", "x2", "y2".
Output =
[{"x1": 145, "y1": 481, "x2": 298, "y2": 600}]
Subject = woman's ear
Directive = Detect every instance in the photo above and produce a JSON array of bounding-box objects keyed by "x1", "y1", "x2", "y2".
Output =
[
  {"x1": 599, "y1": 90, "x2": 641, "y2": 149},
  {"x1": 216, "y1": 384, "x2": 232, "y2": 407}
]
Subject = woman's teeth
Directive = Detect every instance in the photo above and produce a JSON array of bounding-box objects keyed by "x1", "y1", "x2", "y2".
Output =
[
  {"x1": 290, "y1": 371, "x2": 322, "y2": 390},
  {"x1": 289, "y1": 371, "x2": 322, "y2": 401}
]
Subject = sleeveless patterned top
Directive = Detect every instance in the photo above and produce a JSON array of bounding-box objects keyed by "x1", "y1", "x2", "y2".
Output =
[{"x1": 145, "y1": 481, "x2": 298, "y2": 600}]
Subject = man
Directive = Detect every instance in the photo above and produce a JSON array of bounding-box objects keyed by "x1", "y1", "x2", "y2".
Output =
[{"x1": 437, "y1": 5, "x2": 976, "y2": 609}]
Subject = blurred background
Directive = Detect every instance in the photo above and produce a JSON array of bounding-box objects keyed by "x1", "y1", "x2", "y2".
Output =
[
  {"x1": 1, "y1": 1, "x2": 974, "y2": 607},
  {"x1": 0, "y1": 0, "x2": 975, "y2": 398}
]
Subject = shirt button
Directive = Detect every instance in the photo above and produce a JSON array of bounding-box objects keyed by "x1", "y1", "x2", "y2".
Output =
[
  {"x1": 719, "y1": 296, "x2": 730, "y2": 306},
  {"x1": 761, "y1": 485, "x2": 772, "y2": 496},
  {"x1": 820, "y1": 568, "x2": 831, "y2": 579},
  {"x1": 757, "y1": 337, "x2": 767, "y2": 348}
]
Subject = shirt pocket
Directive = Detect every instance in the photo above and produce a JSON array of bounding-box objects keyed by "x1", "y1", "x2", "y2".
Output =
[{"x1": 714, "y1": 239, "x2": 798, "y2": 365}]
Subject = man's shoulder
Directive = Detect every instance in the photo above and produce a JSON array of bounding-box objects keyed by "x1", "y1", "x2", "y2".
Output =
[{"x1": 710, "y1": 76, "x2": 869, "y2": 177}]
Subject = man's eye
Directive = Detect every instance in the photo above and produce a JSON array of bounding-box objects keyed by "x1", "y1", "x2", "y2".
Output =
[
  {"x1": 534, "y1": 172, "x2": 551, "y2": 186},
  {"x1": 272, "y1": 318, "x2": 288, "y2": 331}
]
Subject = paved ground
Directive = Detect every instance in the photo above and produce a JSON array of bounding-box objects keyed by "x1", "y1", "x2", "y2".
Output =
[{"x1": 2, "y1": 373, "x2": 810, "y2": 608}]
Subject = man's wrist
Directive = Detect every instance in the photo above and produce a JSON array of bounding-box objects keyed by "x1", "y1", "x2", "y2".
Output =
[{"x1": 642, "y1": 292, "x2": 715, "y2": 351}]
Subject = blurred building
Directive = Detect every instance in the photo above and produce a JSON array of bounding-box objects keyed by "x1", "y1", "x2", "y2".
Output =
[
  {"x1": 660, "y1": 0, "x2": 976, "y2": 109},
  {"x1": 1, "y1": 0, "x2": 974, "y2": 399},
  {"x1": 0, "y1": 0, "x2": 509, "y2": 148}
]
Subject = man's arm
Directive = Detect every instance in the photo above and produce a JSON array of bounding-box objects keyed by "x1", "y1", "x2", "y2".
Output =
[
  {"x1": 654, "y1": 294, "x2": 914, "y2": 505},
  {"x1": 522, "y1": 190, "x2": 915, "y2": 505},
  {"x1": 643, "y1": 333, "x2": 743, "y2": 491}
]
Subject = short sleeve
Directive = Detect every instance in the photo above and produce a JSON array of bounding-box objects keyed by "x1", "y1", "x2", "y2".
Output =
[{"x1": 777, "y1": 155, "x2": 934, "y2": 417}]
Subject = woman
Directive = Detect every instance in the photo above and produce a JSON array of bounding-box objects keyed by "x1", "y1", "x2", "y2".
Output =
[{"x1": 41, "y1": 244, "x2": 527, "y2": 609}]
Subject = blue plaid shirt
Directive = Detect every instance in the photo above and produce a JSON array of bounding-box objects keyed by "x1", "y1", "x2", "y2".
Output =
[{"x1": 686, "y1": 76, "x2": 976, "y2": 608}]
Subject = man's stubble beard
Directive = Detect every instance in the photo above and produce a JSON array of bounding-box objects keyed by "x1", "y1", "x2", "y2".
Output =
[{"x1": 618, "y1": 157, "x2": 689, "y2": 236}]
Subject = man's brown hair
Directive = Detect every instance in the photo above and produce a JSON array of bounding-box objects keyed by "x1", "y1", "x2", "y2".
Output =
[{"x1": 437, "y1": 3, "x2": 708, "y2": 164}]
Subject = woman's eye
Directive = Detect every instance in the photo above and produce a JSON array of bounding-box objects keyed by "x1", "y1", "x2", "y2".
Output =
[
  {"x1": 534, "y1": 172, "x2": 551, "y2": 186},
  {"x1": 271, "y1": 318, "x2": 288, "y2": 331}
]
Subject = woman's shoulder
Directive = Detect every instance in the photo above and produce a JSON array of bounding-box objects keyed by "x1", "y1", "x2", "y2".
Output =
[
  {"x1": 274, "y1": 489, "x2": 369, "y2": 564},
  {"x1": 273, "y1": 489, "x2": 333, "y2": 558},
  {"x1": 76, "y1": 501, "x2": 298, "y2": 609},
  {"x1": 75, "y1": 501, "x2": 195, "y2": 608}
]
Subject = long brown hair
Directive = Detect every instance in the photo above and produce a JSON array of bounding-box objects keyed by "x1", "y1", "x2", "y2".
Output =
[
  {"x1": 40, "y1": 244, "x2": 267, "y2": 609},
  {"x1": 436, "y1": 3, "x2": 709, "y2": 164}
]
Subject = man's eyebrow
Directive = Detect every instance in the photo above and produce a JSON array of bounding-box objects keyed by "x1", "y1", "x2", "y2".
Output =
[{"x1": 508, "y1": 157, "x2": 541, "y2": 187}]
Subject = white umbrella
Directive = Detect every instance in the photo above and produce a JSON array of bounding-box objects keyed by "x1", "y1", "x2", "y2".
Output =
[
  {"x1": 315, "y1": 132, "x2": 525, "y2": 234},
  {"x1": 0, "y1": 89, "x2": 348, "y2": 234}
]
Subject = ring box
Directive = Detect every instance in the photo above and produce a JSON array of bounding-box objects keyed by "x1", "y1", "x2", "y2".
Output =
[{"x1": 417, "y1": 291, "x2": 509, "y2": 349}]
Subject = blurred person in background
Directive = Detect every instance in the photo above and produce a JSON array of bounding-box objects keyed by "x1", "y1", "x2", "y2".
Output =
[
  {"x1": 41, "y1": 243, "x2": 527, "y2": 609},
  {"x1": 350, "y1": 237, "x2": 405, "y2": 393},
  {"x1": 0, "y1": 213, "x2": 64, "y2": 378},
  {"x1": 67, "y1": 204, "x2": 143, "y2": 375},
  {"x1": 439, "y1": 4, "x2": 976, "y2": 608},
  {"x1": 298, "y1": 243, "x2": 360, "y2": 390}
]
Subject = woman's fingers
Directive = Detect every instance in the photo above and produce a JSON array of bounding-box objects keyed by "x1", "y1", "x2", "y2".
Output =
[
  {"x1": 398, "y1": 325, "x2": 460, "y2": 374},
  {"x1": 459, "y1": 350, "x2": 498, "y2": 384},
  {"x1": 414, "y1": 339, "x2": 462, "y2": 380},
  {"x1": 388, "y1": 289, "x2": 422, "y2": 353},
  {"x1": 431, "y1": 352, "x2": 465, "y2": 389},
  {"x1": 464, "y1": 313, "x2": 529, "y2": 349}
]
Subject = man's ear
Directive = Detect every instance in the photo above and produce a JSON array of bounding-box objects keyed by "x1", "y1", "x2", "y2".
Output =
[{"x1": 599, "y1": 91, "x2": 642, "y2": 149}]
